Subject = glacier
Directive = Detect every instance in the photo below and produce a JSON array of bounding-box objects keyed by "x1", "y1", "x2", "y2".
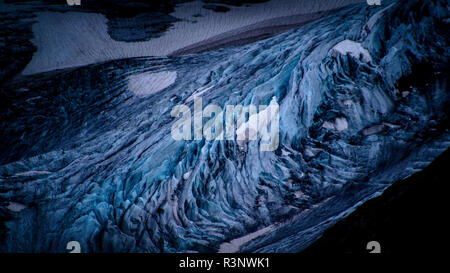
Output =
[{"x1": 0, "y1": 0, "x2": 449, "y2": 253}]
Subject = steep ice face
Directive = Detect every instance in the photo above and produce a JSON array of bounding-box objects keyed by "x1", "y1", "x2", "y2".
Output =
[{"x1": 0, "y1": 0, "x2": 449, "y2": 253}]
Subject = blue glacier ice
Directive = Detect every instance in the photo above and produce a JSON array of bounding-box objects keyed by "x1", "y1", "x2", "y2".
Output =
[{"x1": 0, "y1": 0, "x2": 449, "y2": 253}]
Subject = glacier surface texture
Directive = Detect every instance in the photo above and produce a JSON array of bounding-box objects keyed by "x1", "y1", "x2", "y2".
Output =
[{"x1": 0, "y1": 0, "x2": 449, "y2": 252}]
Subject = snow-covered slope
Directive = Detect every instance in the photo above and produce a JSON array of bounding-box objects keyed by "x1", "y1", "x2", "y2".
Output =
[
  {"x1": 0, "y1": 0, "x2": 449, "y2": 253},
  {"x1": 21, "y1": 0, "x2": 365, "y2": 75}
]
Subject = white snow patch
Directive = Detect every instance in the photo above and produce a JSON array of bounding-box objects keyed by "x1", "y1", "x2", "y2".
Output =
[
  {"x1": 332, "y1": 40, "x2": 372, "y2": 63},
  {"x1": 383, "y1": 122, "x2": 401, "y2": 129},
  {"x1": 341, "y1": 99, "x2": 353, "y2": 107},
  {"x1": 183, "y1": 171, "x2": 192, "y2": 180},
  {"x1": 305, "y1": 148, "x2": 315, "y2": 157},
  {"x1": 322, "y1": 121, "x2": 335, "y2": 130},
  {"x1": 218, "y1": 225, "x2": 275, "y2": 253},
  {"x1": 335, "y1": 117, "x2": 348, "y2": 131},
  {"x1": 294, "y1": 191, "x2": 306, "y2": 199},
  {"x1": 322, "y1": 117, "x2": 348, "y2": 131},
  {"x1": 363, "y1": 124, "x2": 385, "y2": 136},
  {"x1": 128, "y1": 71, "x2": 177, "y2": 97},
  {"x1": 13, "y1": 170, "x2": 51, "y2": 177},
  {"x1": 7, "y1": 202, "x2": 27, "y2": 212}
]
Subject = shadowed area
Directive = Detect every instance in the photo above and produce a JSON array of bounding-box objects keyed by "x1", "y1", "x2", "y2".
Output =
[{"x1": 303, "y1": 147, "x2": 450, "y2": 254}]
